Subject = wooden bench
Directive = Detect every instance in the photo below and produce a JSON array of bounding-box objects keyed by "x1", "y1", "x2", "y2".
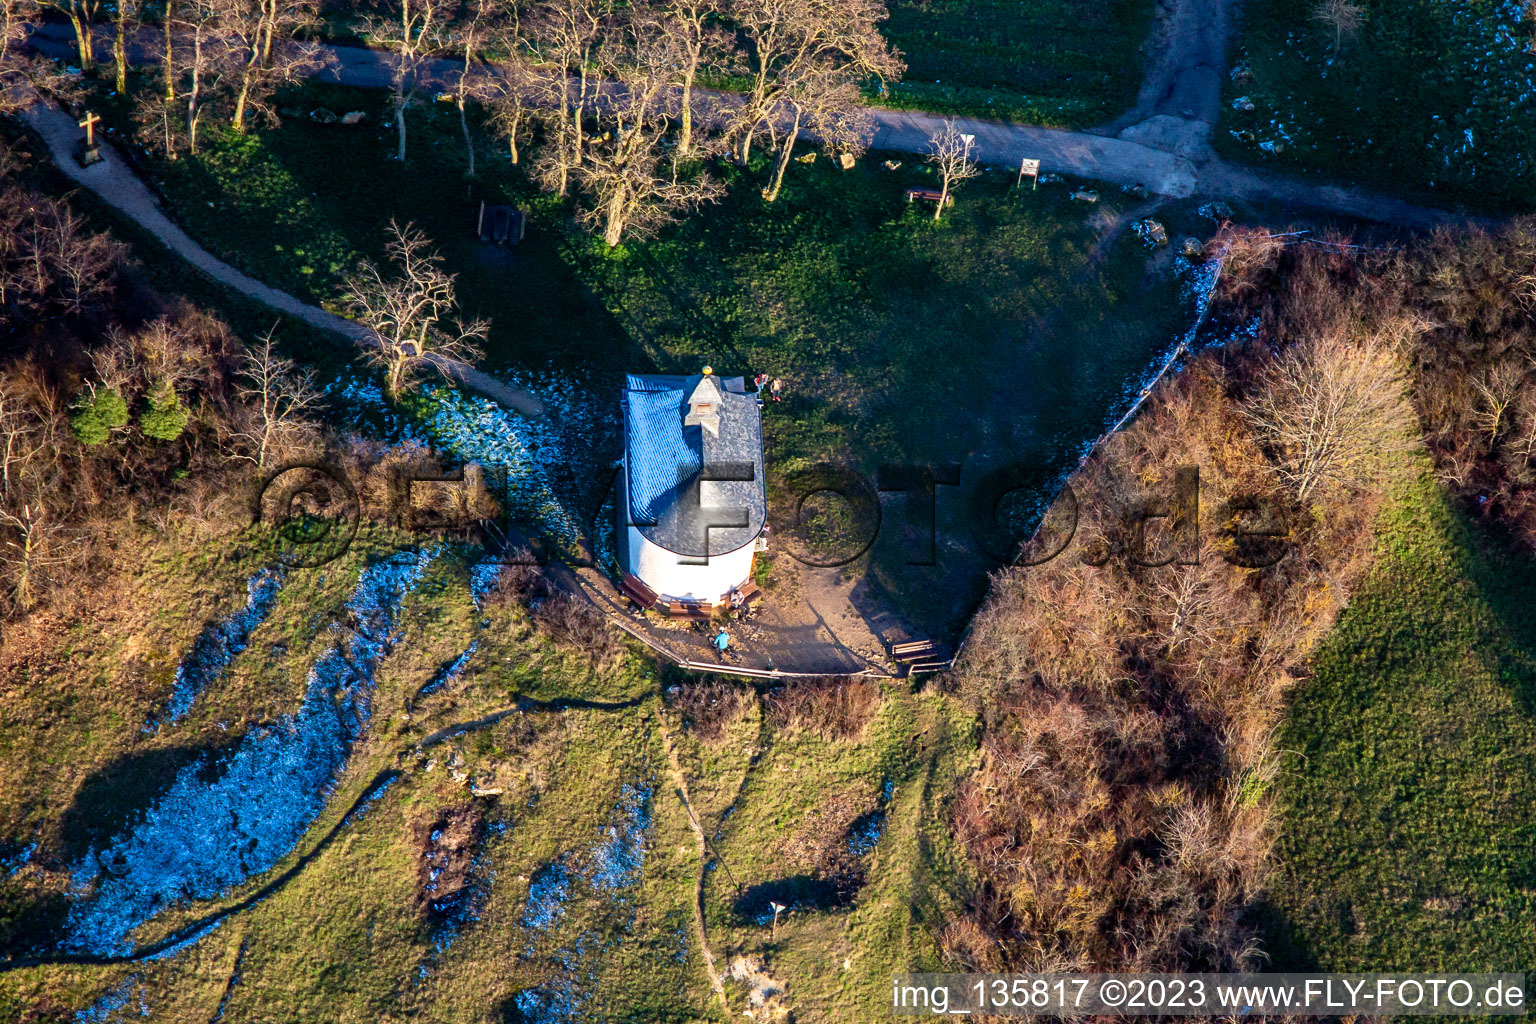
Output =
[
  {"x1": 891, "y1": 639, "x2": 939, "y2": 662},
  {"x1": 665, "y1": 600, "x2": 712, "y2": 621},
  {"x1": 891, "y1": 639, "x2": 952, "y2": 674},
  {"x1": 904, "y1": 188, "x2": 952, "y2": 207},
  {"x1": 734, "y1": 580, "x2": 762, "y2": 607},
  {"x1": 620, "y1": 573, "x2": 658, "y2": 610}
]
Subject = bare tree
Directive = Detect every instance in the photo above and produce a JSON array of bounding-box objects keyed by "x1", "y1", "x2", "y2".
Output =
[
  {"x1": 2, "y1": 0, "x2": 77, "y2": 110},
  {"x1": 1245, "y1": 326, "x2": 1416, "y2": 502},
  {"x1": 575, "y1": 126, "x2": 725, "y2": 246},
  {"x1": 361, "y1": 0, "x2": 456, "y2": 162},
  {"x1": 344, "y1": 220, "x2": 489, "y2": 400},
  {"x1": 760, "y1": 74, "x2": 866, "y2": 201},
  {"x1": 1312, "y1": 0, "x2": 1364, "y2": 61},
  {"x1": 0, "y1": 178, "x2": 121, "y2": 325},
  {"x1": 176, "y1": 0, "x2": 236, "y2": 154},
  {"x1": 526, "y1": 0, "x2": 612, "y2": 195},
  {"x1": 224, "y1": 0, "x2": 328, "y2": 132},
  {"x1": 926, "y1": 118, "x2": 977, "y2": 220},
  {"x1": 447, "y1": 0, "x2": 483, "y2": 175},
  {"x1": 663, "y1": 0, "x2": 734, "y2": 159},
  {"x1": 0, "y1": 383, "x2": 46, "y2": 500},
  {"x1": 0, "y1": 501, "x2": 64, "y2": 611},
  {"x1": 161, "y1": 0, "x2": 176, "y2": 98},
  {"x1": 485, "y1": 53, "x2": 537, "y2": 164},
  {"x1": 564, "y1": 11, "x2": 724, "y2": 244},
  {"x1": 1470, "y1": 359, "x2": 1528, "y2": 445},
  {"x1": 112, "y1": 0, "x2": 138, "y2": 93},
  {"x1": 40, "y1": 0, "x2": 105, "y2": 70},
  {"x1": 233, "y1": 330, "x2": 320, "y2": 467},
  {"x1": 729, "y1": 0, "x2": 902, "y2": 186},
  {"x1": 476, "y1": 0, "x2": 536, "y2": 164}
]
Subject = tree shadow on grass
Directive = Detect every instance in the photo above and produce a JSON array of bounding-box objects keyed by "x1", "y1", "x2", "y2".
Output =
[
  {"x1": 0, "y1": 738, "x2": 238, "y2": 957},
  {"x1": 1453, "y1": 508, "x2": 1536, "y2": 719},
  {"x1": 56, "y1": 737, "x2": 244, "y2": 869},
  {"x1": 257, "y1": 84, "x2": 642, "y2": 381},
  {"x1": 731, "y1": 872, "x2": 862, "y2": 924}
]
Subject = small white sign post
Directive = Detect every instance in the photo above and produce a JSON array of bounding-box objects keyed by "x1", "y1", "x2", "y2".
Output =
[{"x1": 1017, "y1": 156, "x2": 1041, "y2": 190}]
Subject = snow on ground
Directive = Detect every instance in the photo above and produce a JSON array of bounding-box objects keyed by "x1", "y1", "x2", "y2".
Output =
[
  {"x1": 587, "y1": 785, "x2": 651, "y2": 892},
  {"x1": 62, "y1": 548, "x2": 439, "y2": 956},
  {"x1": 145, "y1": 568, "x2": 286, "y2": 732},
  {"x1": 426, "y1": 818, "x2": 510, "y2": 958},
  {"x1": 417, "y1": 386, "x2": 583, "y2": 554},
  {"x1": 1234, "y1": 0, "x2": 1536, "y2": 184},
  {"x1": 73, "y1": 978, "x2": 145, "y2": 1022},
  {"x1": 1, "y1": 843, "x2": 35, "y2": 876},
  {"x1": 510, "y1": 784, "x2": 654, "y2": 1020},
  {"x1": 468, "y1": 559, "x2": 505, "y2": 607},
  {"x1": 847, "y1": 779, "x2": 895, "y2": 858},
  {"x1": 323, "y1": 365, "x2": 600, "y2": 563},
  {"x1": 417, "y1": 642, "x2": 479, "y2": 703}
]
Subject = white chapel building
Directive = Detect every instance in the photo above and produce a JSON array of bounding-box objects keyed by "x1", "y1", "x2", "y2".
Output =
[{"x1": 617, "y1": 369, "x2": 766, "y2": 615}]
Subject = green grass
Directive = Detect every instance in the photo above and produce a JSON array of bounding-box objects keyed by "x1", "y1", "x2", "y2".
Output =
[
  {"x1": 105, "y1": 80, "x2": 1193, "y2": 634},
  {"x1": 309, "y1": 0, "x2": 1154, "y2": 127},
  {"x1": 1222, "y1": 0, "x2": 1536, "y2": 212},
  {"x1": 1265, "y1": 473, "x2": 1536, "y2": 973},
  {"x1": 694, "y1": 687, "x2": 977, "y2": 1018},
  {"x1": 0, "y1": 524, "x2": 980, "y2": 1022},
  {"x1": 879, "y1": 0, "x2": 1153, "y2": 126}
]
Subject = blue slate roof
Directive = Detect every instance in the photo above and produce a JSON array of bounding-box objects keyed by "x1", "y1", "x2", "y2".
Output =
[{"x1": 622, "y1": 374, "x2": 766, "y2": 557}]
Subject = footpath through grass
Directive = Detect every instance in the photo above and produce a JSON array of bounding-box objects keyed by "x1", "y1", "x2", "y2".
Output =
[
  {"x1": 1265, "y1": 474, "x2": 1536, "y2": 973},
  {"x1": 1223, "y1": 0, "x2": 1536, "y2": 212},
  {"x1": 879, "y1": 0, "x2": 1153, "y2": 126}
]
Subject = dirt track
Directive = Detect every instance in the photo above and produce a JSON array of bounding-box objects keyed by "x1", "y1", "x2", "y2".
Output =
[
  {"x1": 19, "y1": 96, "x2": 545, "y2": 416},
  {"x1": 22, "y1": 19, "x2": 1470, "y2": 229}
]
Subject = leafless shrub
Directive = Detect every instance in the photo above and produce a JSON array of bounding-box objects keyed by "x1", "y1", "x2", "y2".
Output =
[
  {"x1": 925, "y1": 119, "x2": 978, "y2": 220},
  {"x1": 530, "y1": 588, "x2": 621, "y2": 661},
  {"x1": 1312, "y1": 0, "x2": 1365, "y2": 60},
  {"x1": 764, "y1": 677, "x2": 880, "y2": 741},
  {"x1": 343, "y1": 220, "x2": 488, "y2": 401},
  {"x1": 1209, "y1": 224, "x2": 1286, "y2": 306},
  {"x1": 1244, "y1": 324, "x2": 1416, "y2": 503},
  {"x1": 946, "y1": 289, "x2": 1399, "y2": 973},
  {"x1": 0, "y1": 175, "x2": 122, "y2": 328},
  {"x1": 665, "y1": 679, "x2": 746, "y2": 742}
]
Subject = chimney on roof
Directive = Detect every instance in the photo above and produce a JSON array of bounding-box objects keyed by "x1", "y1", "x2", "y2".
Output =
[{"x1": 684, "y1": 371, "x2": 722, "y2": 437}]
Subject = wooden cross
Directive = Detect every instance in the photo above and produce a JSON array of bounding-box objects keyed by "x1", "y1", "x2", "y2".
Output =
[{"x1": 78, "y1": 111, "x2": 100, "y2": 147}]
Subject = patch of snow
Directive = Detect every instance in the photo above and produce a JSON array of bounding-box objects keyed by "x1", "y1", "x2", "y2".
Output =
[
  {"x1": 520, "y1": 859, "x2": 571, "y2": 932},
  {"x1": 62, "y1": 548, "x2": 439, "y2": 956},
  {"x1": 588, "y1": 785, "x2": 651, "y2": 891},
  {"x1": 146, "y1": 568, "x2": 286, "y2": 732}
]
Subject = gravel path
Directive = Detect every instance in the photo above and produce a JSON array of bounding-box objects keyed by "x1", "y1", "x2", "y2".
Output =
[
  {"x1": 22, "y1": 21, "x2": 1472, "y2": 228},
  {"x1": 19, "y1": 99, "x2": 545, "y2": 417}
]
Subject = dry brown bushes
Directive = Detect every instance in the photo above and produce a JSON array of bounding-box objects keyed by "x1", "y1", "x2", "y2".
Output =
[
  {"x1": 665, "y1": 680, "x2": 748, "y2": 743},
  {"x1": 764, "y1": 677, "x2": 881, "y2": 741},
  {"x1": 945, "y1": 238, "x2": 1417, "y2": 973},
  {"x1": 1409, "y1": 219, "x2": 1536, "y2": 546}
]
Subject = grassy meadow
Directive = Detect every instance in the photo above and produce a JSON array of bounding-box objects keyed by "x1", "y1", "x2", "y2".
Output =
[
  {"x1": 879, "y1": 0, "x2": 1154, "y2": 126},
  {"x1": 1223, "y1": 0, "x2": 1536, "y2": 212},
  {"x1": 0, "y1": 524, "x2": 978, "y2": 1022},
  {"x1": 1264, "y1": 474, "x2": 1536, "y2": 974}
]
